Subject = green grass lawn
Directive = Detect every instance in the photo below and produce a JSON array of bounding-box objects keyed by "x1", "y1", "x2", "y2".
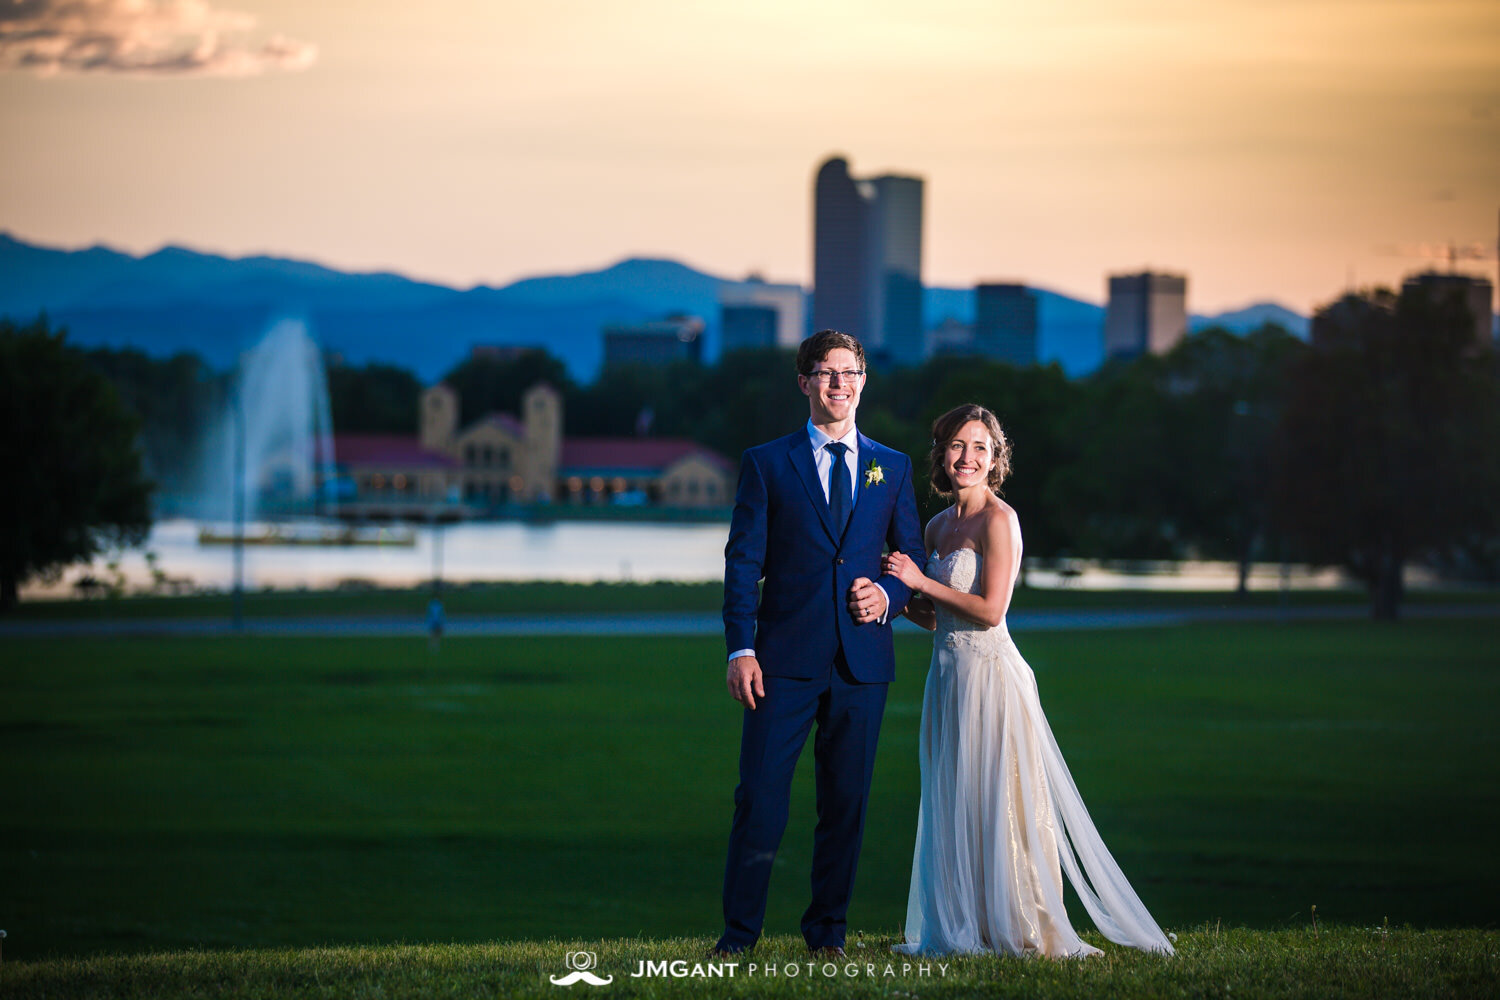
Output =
[
  {"x1": 3, "y1": 928, "x2": 1497, "y2": 1000},
  {"x1": 2, "y1": 621, "x2": 1497, "y2": 977}
]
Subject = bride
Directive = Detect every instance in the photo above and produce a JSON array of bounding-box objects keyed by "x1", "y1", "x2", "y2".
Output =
[{"x1": 882, "y1": 404, "x2": 1174, "y2": 958}]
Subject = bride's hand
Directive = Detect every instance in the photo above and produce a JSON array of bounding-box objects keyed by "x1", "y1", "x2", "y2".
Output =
[{"x1": 882, "y1": 551, "x2": 925, "y2": 592}]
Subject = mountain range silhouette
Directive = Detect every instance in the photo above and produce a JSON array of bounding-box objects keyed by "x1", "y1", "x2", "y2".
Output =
[{"x1": 0, "y1": 232, "x2": 1308, "y2": 382}]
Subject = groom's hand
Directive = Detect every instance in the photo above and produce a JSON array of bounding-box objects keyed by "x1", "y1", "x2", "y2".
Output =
[
  {"x1": 727, "y1": 655, "x2": 766, "y2": 710},
  {"x1": 847, "y1": 577, "x2": 888, "y2": 624}
]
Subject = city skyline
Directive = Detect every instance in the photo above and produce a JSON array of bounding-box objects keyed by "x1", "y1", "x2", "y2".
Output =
[{"x1": 1, "y1": 0, "x2": 1497, "y2": 314}]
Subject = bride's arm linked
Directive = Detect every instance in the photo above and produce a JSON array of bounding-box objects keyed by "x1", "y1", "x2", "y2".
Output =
[
  {"x1": 902, "y1": 593, "x2": 937, "y2": 631},
  {"x1": 884, "y1": 507, "x2": 1020, "y2": 628},
  {"x1": 894, "y1": 517, "x2": 940, "y2": 630}
]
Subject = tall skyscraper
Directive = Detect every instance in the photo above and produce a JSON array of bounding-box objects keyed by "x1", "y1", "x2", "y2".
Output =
[
  {"x1": 813, "y1": 158, "x2": 871, "y2": 344},
  {"x1": 812, "y1": 156, "x2": 924, "y2": 365},
  {"x1": 1104, "y1": 271, "x2": 1188, "y2": 360},
  {"x1": 974, "y1": 283, "x2": 1040, "y2": 365},
  {"x1": 869, "y1": 175, "x2": 925, "y2": 365}
]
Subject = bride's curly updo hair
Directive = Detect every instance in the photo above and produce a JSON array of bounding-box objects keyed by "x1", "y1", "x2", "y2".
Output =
[{"x1": 928, "y1": 404, "x2": 1012, "y2": 497}]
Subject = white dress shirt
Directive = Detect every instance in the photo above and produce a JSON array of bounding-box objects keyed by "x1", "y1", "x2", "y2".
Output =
[
  {"x1": 807, "y1": 419, "x2": 860, "y2": 506},
  {"x1": 729, "y1": 422, "x2": 889, "y2": 664}
]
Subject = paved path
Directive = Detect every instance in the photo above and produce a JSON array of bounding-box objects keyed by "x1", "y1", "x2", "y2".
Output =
[{"x1": 3, "y1": 603, "x2": 1496, "y2": 638}]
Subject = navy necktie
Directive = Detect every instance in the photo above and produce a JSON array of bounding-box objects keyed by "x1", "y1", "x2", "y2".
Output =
[{"x1": 826, "y1": 441, "x2": 850, "y2": 537}]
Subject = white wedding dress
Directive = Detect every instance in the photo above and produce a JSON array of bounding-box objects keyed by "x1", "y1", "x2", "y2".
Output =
[{"x1": 896, "y1": 547, "x2": 1174, "y2": 957}]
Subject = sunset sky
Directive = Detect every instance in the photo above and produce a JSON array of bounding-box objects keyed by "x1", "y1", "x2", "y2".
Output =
[{"x1": 2, "y1": 0, "x2": 1497, "y2": 313}]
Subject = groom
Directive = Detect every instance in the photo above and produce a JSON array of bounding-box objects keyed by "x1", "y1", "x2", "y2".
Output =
[{"x1": 714, "y1": 330, "x2": 925, "y2": 957}]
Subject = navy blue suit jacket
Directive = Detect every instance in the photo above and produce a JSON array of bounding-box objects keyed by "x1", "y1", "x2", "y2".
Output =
[{"x1": 723, "y1": 429, "x2": 926, "y2": 683}]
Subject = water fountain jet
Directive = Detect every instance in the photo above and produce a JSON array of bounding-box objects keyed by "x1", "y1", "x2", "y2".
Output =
[{"x1": 190, "y1": 318, "x2": 337, "y2": 523}]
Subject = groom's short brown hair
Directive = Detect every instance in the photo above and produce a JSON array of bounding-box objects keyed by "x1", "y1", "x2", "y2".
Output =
[{"x1": 797, "y1": 330, "x2": 866, "y2": 375}]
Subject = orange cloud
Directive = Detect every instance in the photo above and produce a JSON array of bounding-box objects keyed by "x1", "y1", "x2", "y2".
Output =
[{"x1": 0, "y1": 0, "x2": 316, "y2": 76}]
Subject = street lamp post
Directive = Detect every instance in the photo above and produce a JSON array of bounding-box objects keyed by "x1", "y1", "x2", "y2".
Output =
[{"x1": 231, "y1": 386, "x2": 246, "y2": 631}]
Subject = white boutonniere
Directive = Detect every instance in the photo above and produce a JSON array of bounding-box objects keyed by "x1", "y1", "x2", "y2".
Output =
[{"x1": 864, "y1": 460, "x2": 885, "y2": 488}]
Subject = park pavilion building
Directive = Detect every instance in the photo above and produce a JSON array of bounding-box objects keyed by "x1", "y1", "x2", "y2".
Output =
[{"x1": 330, "y1": 382, "x2": 734, "y2": 518}]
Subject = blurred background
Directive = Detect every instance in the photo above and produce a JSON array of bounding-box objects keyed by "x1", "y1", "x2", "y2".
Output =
[{"x1": 1, "y1": 0, "x2": 1498, "y2": 962}]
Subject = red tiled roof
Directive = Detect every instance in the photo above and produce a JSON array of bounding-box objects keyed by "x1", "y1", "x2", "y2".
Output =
[
  {"x1": 560, "y1": 438, "x2": 733, "y2": 475},
  {"x1": 333, "y1": 434, "x2": 730, "y2": 475},
  {"x1": 333, "y1": 434, "x2": 457, "y2": 468}
]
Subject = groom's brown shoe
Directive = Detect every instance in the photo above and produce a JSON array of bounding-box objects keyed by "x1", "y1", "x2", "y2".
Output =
[{"x1": 810, "y1": 946, "x2": 847, "y2": 959}]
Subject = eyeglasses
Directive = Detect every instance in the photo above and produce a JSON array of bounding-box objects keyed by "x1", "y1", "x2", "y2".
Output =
[{"x1": 803, "y1": 369, "x2": 865, "y2": 385}]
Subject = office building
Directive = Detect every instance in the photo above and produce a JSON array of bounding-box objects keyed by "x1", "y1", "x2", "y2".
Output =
[
  {"x1": 869, "y1": 174, "x2": 925, "y2": 364},
  {"x1": 1105, "y1": 271, "x2": 1188, "y2": 360},
  {"x1": 926, "y1": 317, "x2": 975, "y2": 357},
  {"x1": 1402, "y1": 272, "x2": 1495, "y2": 348},
  {"x1": 602, "y1": 316, "x2": 705, "y2": 367},
  {"x1": 813, "y1": 156, "x2": 925, "y2": 364},
  {"x1": 813, "y1": 158, "x2": 873, "y2": 342},
  {"x1": 719, "y1": 276, "x2": 806, "y2": 350},
  {"x1": 974, "y1": 283, "x2": 1040, "y2": 365},
  {"x1": 720, "y1": 304, "x2": 779, "y2": 351}
]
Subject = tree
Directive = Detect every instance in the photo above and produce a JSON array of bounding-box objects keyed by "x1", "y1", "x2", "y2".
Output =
[
  {"x1": 0, "y1": 318, "x2": 153, "y2": 610},
  {"x1": 565, "y1": 361, "x2": 672, "y2": 437},
  {"x1": 83, "y1": 346, "x2": 222, "y2": 500},
  {"x1": 645, "y1": 347, "x2": 806, "y2": 462},
  {"x1": 327, "y1": 360, "x2": 422, "y2": 433},
  {"x1": 1151, "y1": 325, "x2": 1305, "y2": 593},
  {"x1": 1038, "y1": 327, "x2": 1306, "y2": 586},
  {"x1": 440, "y1": 349, "x2": 574, "y2": 426},
  {"x1": 1269, "y1": 287, "x2": 1500, "y2": 620},
  {"x1": 1045, "y1": 352, "x2": 1182, "y2": 560}
]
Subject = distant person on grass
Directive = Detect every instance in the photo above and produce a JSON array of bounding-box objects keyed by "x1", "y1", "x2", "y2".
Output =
[
  {"x1": 713, "y1": 330, "x2": 925, "y2": 958},
  {"x1": 426, "y1": 595, "x2": 444, "y2": 653}
]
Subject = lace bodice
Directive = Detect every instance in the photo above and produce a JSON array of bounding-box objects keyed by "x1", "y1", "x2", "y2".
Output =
[{"x1": 929, "y1": 547, "x2": 1012, "y2": 654}]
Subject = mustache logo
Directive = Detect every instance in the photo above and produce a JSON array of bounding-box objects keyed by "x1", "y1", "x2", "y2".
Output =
[{"x1": 551, "y1": 951, "x2": 613, "y2": 987}]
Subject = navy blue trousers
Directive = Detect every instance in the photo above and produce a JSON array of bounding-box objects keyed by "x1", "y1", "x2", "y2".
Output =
[{"x1": 717, "y1": 650, "x2": 887, "y2": 951}]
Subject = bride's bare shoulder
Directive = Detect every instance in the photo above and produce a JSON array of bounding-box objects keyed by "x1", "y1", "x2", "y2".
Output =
[
  {"x1": 980, "y1": 497, "x2": 1022, "y2": 546},
  {"x1": 924, "y1": 504, "x2": 953, "y2": 546},
  {"x1": 984, "y1": 495, "x2": 1019, "y2": 526}
]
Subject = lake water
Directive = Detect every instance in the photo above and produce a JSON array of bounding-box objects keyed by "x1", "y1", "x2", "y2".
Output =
[{"x1": 20, "y1": 518, "x2": 1355, "y2": 598}]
